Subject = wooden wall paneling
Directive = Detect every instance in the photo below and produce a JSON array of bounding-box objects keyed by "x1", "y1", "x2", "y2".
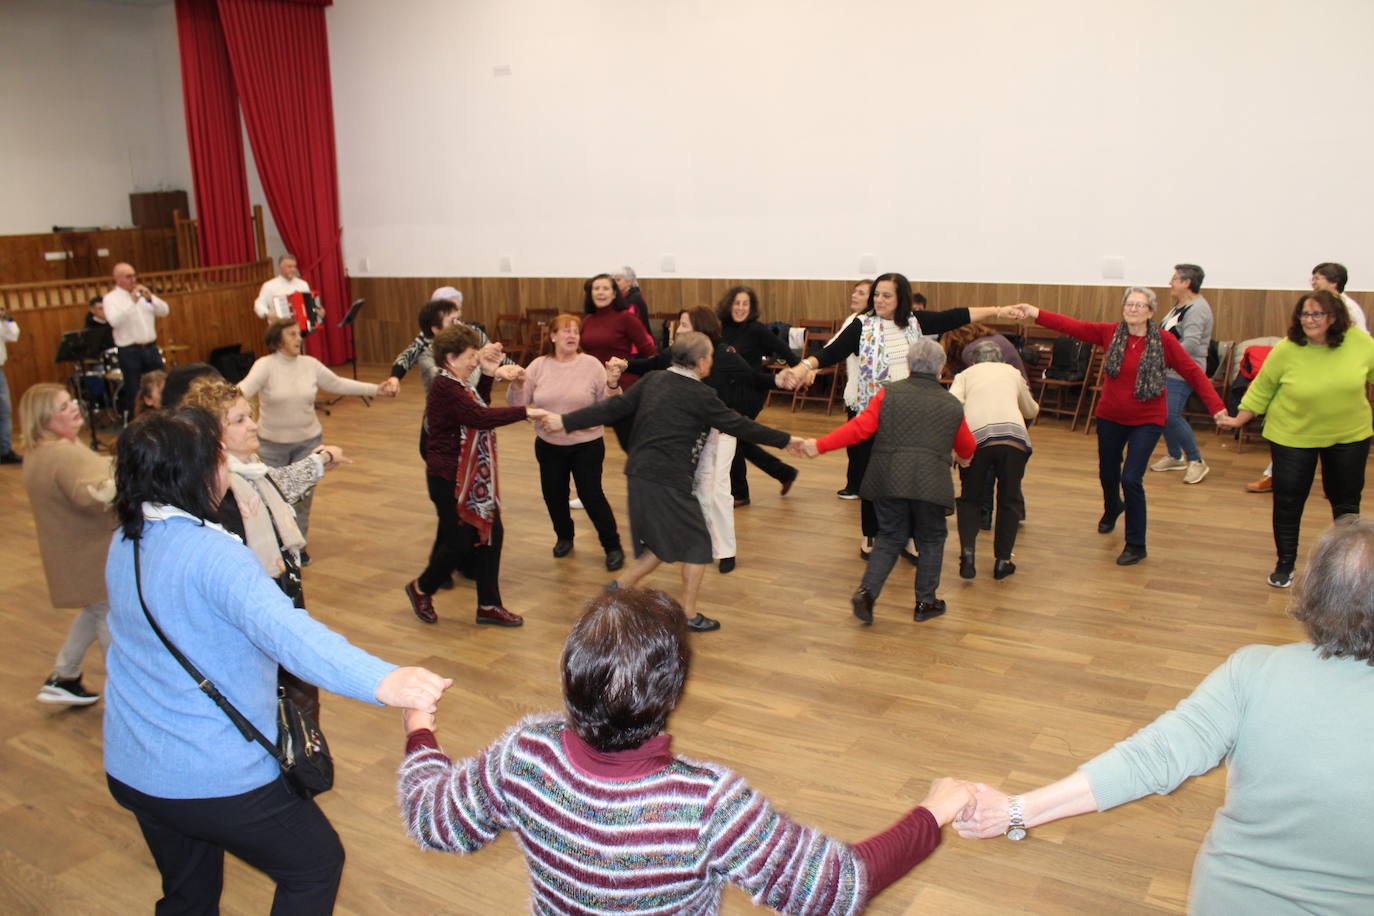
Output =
[
  {"x1": 346, "y1": 275, "x2": 1367, "y2": 366},
  {"x1": 0, "y1": 228, "x2": 177, "y2": 285}
]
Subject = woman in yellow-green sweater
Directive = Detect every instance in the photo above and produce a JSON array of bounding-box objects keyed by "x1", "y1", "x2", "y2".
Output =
[{"x1": 1221, "y1": 290, "x2": 1374, "y2": 587}]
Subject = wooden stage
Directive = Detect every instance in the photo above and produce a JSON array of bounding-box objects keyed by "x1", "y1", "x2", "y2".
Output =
[{"x1": 0, "y1": 366, "x2": 1314, "y2": 914}]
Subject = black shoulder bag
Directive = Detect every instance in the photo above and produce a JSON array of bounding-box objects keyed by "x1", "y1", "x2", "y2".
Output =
[{"x1": 132, "y1": 540, "x2": 333, "y2": 798}]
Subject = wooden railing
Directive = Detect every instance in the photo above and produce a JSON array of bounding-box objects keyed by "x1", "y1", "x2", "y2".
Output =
[
  {"x1": 173, "y1": 205, "x2": 268, "y2": 270},
  {"x1": 0, "y1": 259, "x2": 274, "y2": 312}
]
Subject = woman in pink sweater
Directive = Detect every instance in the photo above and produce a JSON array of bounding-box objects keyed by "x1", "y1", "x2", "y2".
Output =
[
  {"x1": 1015, "y1": 291, "x2": 1226, "y2": 565},
  {"x1": 507, "y1": 313, "x2": 625, "y2": 571}
]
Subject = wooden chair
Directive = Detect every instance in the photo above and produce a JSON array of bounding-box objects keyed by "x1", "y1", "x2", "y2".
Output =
[
  {"x1": 1078, "y1": 350, "x2": 1109, "y2": 433},
  {"x1": 1033, "y1": 341, "x2": 1097, "y2": 426},
  {"x1": 494, "y1": 313, "x2": 533, "y2": 365},
  {"x1": 791, "y1": 336, "x2": 843, "y2": 415}
]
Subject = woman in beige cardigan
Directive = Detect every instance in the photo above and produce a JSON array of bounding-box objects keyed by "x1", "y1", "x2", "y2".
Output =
[{"x1": 20, "y1": 383, "x2": 115, "y2": 706}]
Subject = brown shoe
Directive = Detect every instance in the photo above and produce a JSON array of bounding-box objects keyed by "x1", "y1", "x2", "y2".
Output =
[
  {"x1": 476, "y1": 605, "x2": 524, "y2": 627},
  {"x1": 405, "y1": 580, "x2": 437, "y2": 624},
  {"x1": 1246, "y1": 475, "x2": 1273, "y2": 493}
]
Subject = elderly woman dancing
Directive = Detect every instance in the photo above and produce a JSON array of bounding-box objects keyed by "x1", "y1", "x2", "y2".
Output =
[
  {"x1": 1013, "y1": 292, "x2": 1226, "y2": 565},
  {"x1": 955, "y1": 517, "x2": 1374, "y2": 915},
  {"x1": 399, "y1": 586, "x2": 975, "y2": 915}
]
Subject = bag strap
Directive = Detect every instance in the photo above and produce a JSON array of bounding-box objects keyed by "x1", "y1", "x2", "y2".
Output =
[{"x1": 132, "y1": 539, "x2": 286, "y2": 765}]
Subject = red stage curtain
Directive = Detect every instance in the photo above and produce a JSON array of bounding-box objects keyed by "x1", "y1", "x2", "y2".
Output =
[
  {"x1": 174, "y1": 0, "x2": 256, "y2": 266},
  {"x1": 216, "y1": 0, "x2": 351, "y2": 363}
]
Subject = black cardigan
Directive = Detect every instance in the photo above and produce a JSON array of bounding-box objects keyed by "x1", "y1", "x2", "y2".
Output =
[{"x1": 562, "y1": 369, "x2": 791, "y2": 494}]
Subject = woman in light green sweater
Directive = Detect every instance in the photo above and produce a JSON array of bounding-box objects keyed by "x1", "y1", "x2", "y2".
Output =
[
  {"x1": 952, "y1": 517, "x2": 1374, "y2": 915},
  {"x1": 1219, "y1": 290, "x2": 1374, "y2": 586}
]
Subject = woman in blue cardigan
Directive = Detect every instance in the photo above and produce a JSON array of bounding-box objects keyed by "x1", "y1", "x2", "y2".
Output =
[{"x1": 103, "y1": 408, "x2": 451, "y2": 915}]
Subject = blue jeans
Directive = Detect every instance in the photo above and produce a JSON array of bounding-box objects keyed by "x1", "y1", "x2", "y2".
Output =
[
  {"x1": 1096, "y1": 418, "x2": 1164, "y2": 547},
  {"x1": 0, "y1": 367, "x2": 11, "y2": 454},
  {"x1": 1161, "y1": 376, "x2": 1202, "y2": 462}
]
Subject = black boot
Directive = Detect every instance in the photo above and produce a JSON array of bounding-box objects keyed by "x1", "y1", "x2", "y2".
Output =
[{"x1": 959, "y1": 548, "x2": 976, "y2": 579}]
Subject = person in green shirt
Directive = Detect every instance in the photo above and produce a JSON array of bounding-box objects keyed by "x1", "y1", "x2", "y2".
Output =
[
  {"x1": 951, "y1": 517, "x2": 1374, "y2": 915},
  {"x1": 1219, "y1": 290, "x2": 1374, "y2": 586}
]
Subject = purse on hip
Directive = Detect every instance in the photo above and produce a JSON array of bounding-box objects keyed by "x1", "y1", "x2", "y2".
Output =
[{"x1": 132, "y1": 540, "x2": 333, "y2": 798}]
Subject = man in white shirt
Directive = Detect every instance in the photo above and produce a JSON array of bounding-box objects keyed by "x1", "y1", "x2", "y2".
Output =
[
  {"x1": 254, "y1": 254, "x2": 311, "y2": 322},
  {"x1": 1311, "y1": 262, "x2": 1367, "y2": 332},
  {"x1": 103, "y1": 262, "x2": 169, "y2": 420},
  {"x1": 0, "y1": 308, "x2": 20, "y2": 463},
  {"x1": 1151, "y1": 263, "x2": 1214, "y2": 484}
]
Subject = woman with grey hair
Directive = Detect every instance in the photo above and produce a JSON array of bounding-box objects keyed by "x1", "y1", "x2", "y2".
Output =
[
  {"x1": 799, "y1": 339, "x2": 977, "y2": 623},
  {"x1": 611, "y1": 266, "x2": 650, "y2": 329},
  {"x1": 949, "y1": 342, "x2": 1040, "y2": 579},
  {"x1": 1011, "y1": 292, "x2": 1226, "y2": 566},
  {"x1": 954, "y1": 516, "x2": 1374, "y2": 916}
]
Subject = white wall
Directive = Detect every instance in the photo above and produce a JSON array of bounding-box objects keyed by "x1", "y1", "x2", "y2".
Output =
[
  {"x1": 0, "y1": 0, "x2": 287, "y2": 258},
  {"x1": 0, "y1": 0, "x2": 193, "y2": 232},
  {"x1": 328, "y1": 0, "x2": 1374, "y2": 289}
]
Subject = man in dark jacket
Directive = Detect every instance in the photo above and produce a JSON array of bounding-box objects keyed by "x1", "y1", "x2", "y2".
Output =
[
  {"x1": 801, "y1": 338, "x2": 976, "y2": 624},
  {"x1": 541, "y1": 332, "x2": 799, "y2": 632}
]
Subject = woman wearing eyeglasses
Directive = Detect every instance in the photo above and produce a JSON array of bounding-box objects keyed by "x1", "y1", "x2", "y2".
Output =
[
  {"x1": 1218, "y1": 290, "x2": 1374, "y2": 587},
  {"x1": 1012, "y1": 291, "x2": 1226, "y2": 566}
]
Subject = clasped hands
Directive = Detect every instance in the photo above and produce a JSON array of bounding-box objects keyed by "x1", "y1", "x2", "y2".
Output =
[
  {"x1": 376, "y1": 667, "x2": 454, "y2": 732},
  {"x1": 777, "y1": 363, "x2": 815, "y2": 390},
  {"x1": 784, "y1": 437, "x2": 820, "y2": 458}
]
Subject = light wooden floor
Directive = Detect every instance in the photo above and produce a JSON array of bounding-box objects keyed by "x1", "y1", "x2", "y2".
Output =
[{"x1": 0, "y1": 367, "x2": 1319, "y2": 915}]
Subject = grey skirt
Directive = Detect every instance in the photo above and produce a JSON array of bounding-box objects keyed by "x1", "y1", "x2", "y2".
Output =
[{"x1": 627, "y1": 476, "x2": 712, "y2": 565}]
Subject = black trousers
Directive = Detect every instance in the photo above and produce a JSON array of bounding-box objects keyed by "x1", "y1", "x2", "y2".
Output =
[
  {"x1": 957, "y1": 444, "x2": 1029, "y2": 559},
  {"x1": 1269, "y1": 438, "x2": 1369, "y2": 566},
  {"x1": 863, "y1": 499, "x2": 947, "y2": 603},
  {"x1": 846, "y1": 433, "x2": 880, "y2": 537},
  {"x1": 535, "y1": 437, "x2": 621, "y2": 549},
  {"x1": 117, "y1": 342, "x2": 164, "y2": 418},
  {"x1": 729, "y1": 441, "x2": 796, "y2": 501},
  {"x1": 844, "y1": 407, "x2": 865, "y2": 492},
  {"x1": 419, "y1": 473, "x2": 504, "y2": 606},
  {"x1": 108, "y1": 774, "x2": 343, "y2": 916}
]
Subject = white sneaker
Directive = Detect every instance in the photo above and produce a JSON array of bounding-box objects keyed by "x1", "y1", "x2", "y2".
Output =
[
  {"x1": 1182, "y1": 460, "x2": 1210, "y2": 484},
  {"x1": 569, "y1": 498, "x2": 584, "y2": 510},
  {"x1": 1151, "y1": 455, "x2": 1188, "y2": 472}
]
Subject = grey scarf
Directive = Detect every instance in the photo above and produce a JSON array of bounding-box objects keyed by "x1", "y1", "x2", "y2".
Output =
[{"x1": 1103, "y1": 319, "x2": 1165, "y2": 401}]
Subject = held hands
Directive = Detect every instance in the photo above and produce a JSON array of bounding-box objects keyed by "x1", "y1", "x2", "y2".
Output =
[
  {"x1": 479, "y1": 341, "x2": 505, "y2": 365},
  {"x1": 376, "y1": 377, "x2": 401, "y2": 397},
  {"x1": 375, "y1": 666, "x2": 453, "y2": 713},
  {"x1": 315, "y1": 445, "x2": 353, "y2": 471},
  {"x1": 606, "y1": 358, "x2": 626, "y2": 387},
  {"x1": 403, "y1": 706, "x2": 437, "y2": 734},
  {"x1": 952, "y1": 784, "x2": 1014, "y2": 838},
  {"x1": 494, "y1": 364, "x2": 526, "y2": 383},
  {"x1": 778, "y1": 364, "x2": 814, "y2": 390},
  {"x1": 1215, "y1": 409, "x2": 1251, "y2": 430},
  {"x1": 1004, "y1": 304, "x2": 1038, "y2": 321},
  {"x1": 529, "y1": 410, "x2": 565, "y2": 433},
  {"x1": 919, "y1": 777, "x2": 981, "y2": 827}
]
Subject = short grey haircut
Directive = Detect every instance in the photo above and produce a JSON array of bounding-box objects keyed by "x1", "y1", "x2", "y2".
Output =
[
  {"x1": 279, "y1": 253, "x2": 297, "y2": 265},
  {"x1": 616, "y1": 266, "x2": 638, "y2": 286},
  {"x1": 669, "y1": 331, "x2": 712, "y2": 369},
  {"x1": 1122, "y1": 286, "x2": 1158, "y2": 310},
  {"x1": 970, "y1": 340, "x2": 1005, "y2": 364},
  {"x1": 906, "y1": 337, "x2": 946, "y2": 375},
  {"x1": 1291, "y1": 516, "x2": 1374, "y2": 663}
]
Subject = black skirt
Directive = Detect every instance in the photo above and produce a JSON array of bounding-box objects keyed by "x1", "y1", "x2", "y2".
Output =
[{"x1": 626, "y1": 476, "x2": 712, "y2": 565}]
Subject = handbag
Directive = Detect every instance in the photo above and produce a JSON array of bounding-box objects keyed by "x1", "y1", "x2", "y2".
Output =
[{"x1": 132, "y1": 540, "x2": 333, "y2": 798}]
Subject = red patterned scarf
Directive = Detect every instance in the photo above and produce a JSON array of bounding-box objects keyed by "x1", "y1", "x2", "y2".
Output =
[{"x1": 441, "y1": 369, "x2": 500, "y2": 544}]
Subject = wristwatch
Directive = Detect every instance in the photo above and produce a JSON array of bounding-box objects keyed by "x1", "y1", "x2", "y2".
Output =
[{"x1": 1006, "y1": 795, "x2": 1028, "y2": 841}]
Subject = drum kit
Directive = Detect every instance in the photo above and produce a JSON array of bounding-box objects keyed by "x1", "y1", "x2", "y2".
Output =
[{"x1": 56, "y1": 328, "x2": 132, "y2": 449}]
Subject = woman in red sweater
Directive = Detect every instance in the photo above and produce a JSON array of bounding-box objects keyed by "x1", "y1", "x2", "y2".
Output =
[
  {"x1": 1015, "y1": 290, "x2": 1226, "y2": 565},
  {"x1": 579, "y1": 273, "x2": 657, "y2": 451}
]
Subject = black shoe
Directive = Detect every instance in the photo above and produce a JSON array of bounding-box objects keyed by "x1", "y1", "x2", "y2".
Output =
[
  {"x1": 604, "y1": 549, "x2": 625, "y2": 572},
  {"x1": 603, "y1": 580, "x2": 621, "y2": 591},
  {"x1": 850, "y1": 588, "x2": 874, "y2": 624},
  {"x1": 859, "y1": 537, "x2": 874, "y2": 561},
  {"x1": 914, "y1": 599, "x2": 947, "y2": 622},
  {"x1": 0, "y1": 451, "x2": 22, "y2": 465},
  {"x1": 718, "y1": 557, "x2": 736, "y2": 574},
  {"x1": 552, "y1": 539, "x2": 573, "y2": 558},
  {"x1": 959, "y1": 549, "x2": 976, "y2": 579},
  {"x1": 979, "y1": 509, "x2": 993, "y2": 531},
  {"x1": 1116, "y1": 544, "x2": 1147, "y2": 566},
  {"x1": 1267, "y1": 563, "x2": 1295, "y2": 588},
  {"x1": 36, "y1": 674, "x2": 100, "y2": 706},
  {"x1": 993, "y1": 559, "x2": 1017, "y2": 580},
  {"x1": 686, "y1": 613, "x2": 721, "y2": 632},
  {"x1": 298, "y1": 549, "x2": 312, "y2": 567},
  {"x1": 836, "y1": 488, "x2": 859, "y2": 500},
  {"x1": 733, "y1": 497, "x2": 750, "y2": 508},
  {"x1": 1097, "y1": 510, "x2": 1121, "y2": 534},
  {"x1": 779, "y1": 469, "x2": 797, "y2": 496}
]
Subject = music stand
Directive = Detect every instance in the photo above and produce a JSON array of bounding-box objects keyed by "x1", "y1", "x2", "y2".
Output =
[
  {"x1": 316, "y1": 298, "x2": 369, "y2": 413},
  {"x1": 56, "y1": 328, "x2": 117, "y2": 450}
]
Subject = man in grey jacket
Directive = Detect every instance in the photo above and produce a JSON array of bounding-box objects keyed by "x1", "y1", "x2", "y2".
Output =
[{"x1": 1151, "y1": 263, "x2": 1214, "y2": 484}]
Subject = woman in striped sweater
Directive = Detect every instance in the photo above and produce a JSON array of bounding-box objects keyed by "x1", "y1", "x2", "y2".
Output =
[{"x1": 399, "y1": 587, "x2": 973, "y2": 915}]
